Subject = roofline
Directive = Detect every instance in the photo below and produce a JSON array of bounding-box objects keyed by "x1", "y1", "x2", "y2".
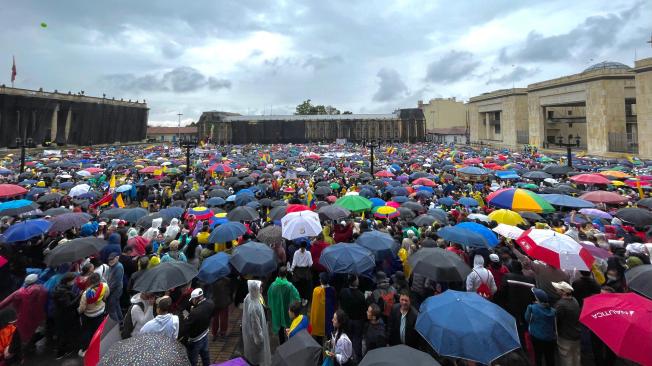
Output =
[{"x1": 0, "y1": 85, "x2": 148, "y2": 108}]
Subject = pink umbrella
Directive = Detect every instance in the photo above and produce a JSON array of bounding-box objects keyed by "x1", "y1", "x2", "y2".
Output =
[
  {"x1": 570, "y1": 174, "x2": 612, "y2": 185},
  {"x1": 579, "y1": 191, "x2": 628, "y2": 204},
  {"x1": 386, "y1": 201, "x2": 400, "y2": 208},
  {"x1": 580, "y1": 293, "x2": 652, "y2": 366}
]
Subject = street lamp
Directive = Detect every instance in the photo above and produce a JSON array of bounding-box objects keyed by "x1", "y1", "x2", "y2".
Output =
[
  {"x1": 180, "y1": 136, "x2": 198, "y2": 175},
  {"x1": 177, "y1": 113, "x2": 183, "y2": 143},
  {"x1": 16, "y1": 137, "x2": 33, "y2": 173},
  {"x1": 364, "y1": 139, "x2": 381, "y2": 176},
  {"x1": 556, "y1": 134, "x2": 581, "y2": 168}
]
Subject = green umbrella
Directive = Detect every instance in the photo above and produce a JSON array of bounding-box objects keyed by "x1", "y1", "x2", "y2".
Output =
[
  {"x1": 334, "y1": 195, "x2": 372, "y2": 212},
  {"x1": 330, "y1": 182, "x2": 340, "y2": 190},
  {"x1": 518, "y1": 183, "x2": 539, "y2": 190}
]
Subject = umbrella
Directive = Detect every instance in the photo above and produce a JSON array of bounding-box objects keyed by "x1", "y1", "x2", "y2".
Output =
[
  {"x1": 36, "y1": 193, "x2": 63, "y2": 204},
  {"x1": 99, "y1": 208, "x2": 127, "y2": 220},
  {"x1": 467, "y1": 213, "x2": 490, "y2": 223},
  {"x1": 49, "y1": 212, "x2": 91, "y2": 233},
  {"x1": 458, "y1": 197, "x2": 479, "y2": 207},
  {"x1": 115, "y1": 184, "x2": 132, "y2": 193},
  {"x1": 268, "y1": 206, "x2": 287, "y2": 221},
  {"x1": 119, "y1": 208, "x2": 149, "y2": 223},
  {"x1": 486, "y1": 188, "x2": 554, "y2": 213},
  {"x1": 437, "y1": 226, "x2": 490, "y2": 248},
  {"x1": 0, "y1": 199, "x2": 39, "y2": 216},
  {"x1": 579, "y1": 191, "x2": 627, "y2": 204},
  {"x1": 579, "y1": 242, "x2": 612, "y2": 260},
  {"x1": 637, "y1": 198, "x2": 652, "y2": 209},
  {"x1": 206, "y1": 197, "x2": 226, "y2": 207},
  {"x1": 570, "y1": 174, "x2": 612, "y2": 185},
  {"x1": 136, "y1": 213, "x2": 171, "y2": 229},
  {"x1": 492, "y1": 224, "x2": 524, "y2": 240},
  {"x1": 98, "y1": 333, "x2": 190, "y2": 366},
  {"x1": 437, "y1": 197, "x2": 455, "y2": 207},
  {"x1": 455, "y1": 222, "x2": 500, "y2": 246},
  {"x1": 334, "y1": 195, "x2": 372, "y2": 212},
  {"x1": 44, "y1": 237, "x2": 107, "y2": 266},
  {"x1": 230, "y1": 241, "x2": 277, "y2": 276},
  {"x1": 624, "y1": 264, "x2": 652, "y2": 300},
  {"x1": 1, "y1": 219, "x2": 52, "y2": 243},
  {"x1": 396, "y1": 207, "x2": 415, "y2": 220},
  {"x1": 401, "y1": 201, "x2": 425, "y2": 213},
  {"x1": 356, "y1": 230, "x2": 398, "y2": 260},
  {"x1": 579, "y1": 293, "x2": 652, "y2": 366},
  {"x1": 539, "y1": 194, "x2": 595, "y2": 208},
  {"x1": 187, "y1": 206, "x2": 213, "y2": 220},
  {"x1": 69, "y1": 184, "x2": 91, "y2": 197},
  {"x1": 373, "y1": 205, "x2": 400, "y2": 219},
  {"x1": 488, "y1": 209, "x2": 525, "y2": 226},
  {"x1": 407, "y1": 247, "x2": 471, "y2": 282},
  {"x1": 615, "y1": 208, "x2": 652, "y2": 227},
  {"x1": 42, "y1": 207, "x2": 71, "y2": 216},
  {"x1": 516, "y1": 228, "x2": 593, "y2": 270},
  {"x1": 522, "y1": 171, "x2": 552, "y2": 180},
  {"x1": 197, "y1": 252, "x2": 231, "y2": 283},
  {"x1": 209, "y1": 222, "x2": 247, "y2": 243},
  {"x1": 133, "y1": 261, "x2": 198, "y2": 292},
  {"x1": 281, "y1": 211, "x2": 322, "y2": 240},
  {"x1": 412, "y1": 214, "x2": 437, "y2": 227},
  {"x1": 427, "y1": 208, "x2": 449, "y2": 225},
  {"x1": 518, "y1": 211, "x2": 544, "y2": 222},
  {"x1": 317, "y1": 205, "x2": 351, "y2": 221},
  {"x1": 359, "y1": 345, "x2": 440, "y2": 366},
  {"x1": 256, "y1": 225, "x2": 283, "y2": 246},
  {"x1": 578, "y1": 208, "x2": 612, "y2": 219},
  {"x1": 271, "y1": 330, "x2": 321, "y2": 366},
  {"x1": 543, "y1": 164, "x2": 573, "y2": 175},
  {"x1": 227, "y1": 206, "x2": 260, "y2": 221},
  {"x1": 0, "y1": 184, "x2": 28, "y2": 198},
  {"x1": 160, "y1": 206, "x2": 185, "y2": 218},
  {"x1": 319, "y1": 243, "x2": 375, "y2": 274},
  {"x1": 416, "y1": 290, "x2": 520, "y2": 365}
]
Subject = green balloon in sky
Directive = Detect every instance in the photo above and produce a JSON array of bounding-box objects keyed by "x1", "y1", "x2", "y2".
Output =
[{"x1": 40, "y1": 22, "x2": 47, "y2": 28}]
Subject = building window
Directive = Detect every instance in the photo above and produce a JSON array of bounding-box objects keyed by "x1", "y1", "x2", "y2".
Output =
[
  {"x1": 567, "y1": 110, "x2": 572, "y2": 116},
  {"x1": 547, "y1": 110, "x2": 554, "y2": 119},
  {"x1": 494, "y1": 123, "x2": 501, "y2": 134}
]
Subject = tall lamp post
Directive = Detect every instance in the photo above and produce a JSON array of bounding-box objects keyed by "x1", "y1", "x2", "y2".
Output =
[
  {"x1": 364, "y1": 140, "x2": 380, "y2": 176},
  {"x1": 556, "y1": 134, "x2": 581, "y2": 168},
  {"x1": 180, "y1": 136, "x2": 198, "y2": 175},
  {"x1": 177, "y1": 113, "x2": 183, "y2": 143},
  {"x1": 16, "y1": 137, "x2": 32, "y2": 173}
]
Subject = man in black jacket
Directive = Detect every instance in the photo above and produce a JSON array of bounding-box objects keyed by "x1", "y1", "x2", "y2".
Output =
[
  {"x1": 181, "y1": 288, "x2": 215, "y2": 366},
  {"x1": 339, "y1": 275, "x2": 366, "y2": 359},
  {"x1": 52, "y1": 272, "x2": 80, "y2": 359},
  {"x1": 494, "y1": 261, "x2": 535, "y2": 346},
  {"x1": 386, "y1": 290, "x2": 419, "y2": 348}
]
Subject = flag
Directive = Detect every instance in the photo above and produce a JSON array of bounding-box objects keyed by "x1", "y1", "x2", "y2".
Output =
[
  {"x1": 83, "y1": 316, "x2": 121, "y2": 366},
  {"x1": 11, "y1": 56, "x2": 16, "y2": 83},
  {"x1": 113, "y1": 194, "x2": 125, "y2": 208},
  {"x1": 307, "y1": 188, "x2": 316, "y2": 210},
  {"x1": 109, "y1": 174, "x2": 116, "y2": 189},
  {"x1": 90, "y1": 192, "x2": 113, "y2": 209}
]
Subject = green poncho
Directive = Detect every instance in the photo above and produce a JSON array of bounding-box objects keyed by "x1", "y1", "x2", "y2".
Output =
[{"x1": 267, "y1": 277, "x2": 300, "y2": 333}]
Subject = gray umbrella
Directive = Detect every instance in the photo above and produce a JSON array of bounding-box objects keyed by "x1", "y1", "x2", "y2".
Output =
[
  {"x1": 396, "y1": 207, "x2": 416, "y2": 219},
  {"x1": 624, "y1": 264, "x2": 652, "y2": 300},
  {"x1": 99, "y1": 333, "x2": 190, "y2": 366},
  {"x1": 133, "y1": 261, "x2": 198, "y2": 293},
  {"x1": 99, "y1": 208, "x2": 127, "y2": 220},
  {"x1": 412, "y1": 214, "x2": 437, "y2": 227},
  {"x1": 318, "y1": 205, "x2": 351, "y2": 221},
  {"x1": 401, "y1": 201, "x2": 425, "y2": 213},
  {"x1": 42, "y1": 207, "x2": 71, "y2": 216},
  {"x1": 48, "y1": 212, "x2": 91, "y2": 233},
  {"x1": 119, "y1": 208, "x2": 149, "y2": 224},
  {"x1": 230, "y1": 241, "x2": 277, "y2": 276},
  {"x1": 272, "y1": 330, "x2": 321, "y2": 366},
  {"x1": 359, "y1": 345, "x2": 440, "y2": 366},
  {"x1": 44, "y1": 237, "x2": 107, "y2": 266},
  {"x1": 227, "y1": 206, "x2": 260, "y2": 221},
  {"x1": 268, "y1": 206, "x2": 287, "y2": 221},
  {"x1": 256, "y1": 225, "x2": 283, "y2": 246},
  {"x1": 408, "y1": 247, "x2": 471, "y2": 282},
  {"x1": 136, "y1": 213, "x2": 172, "y2": 229},
  {"x1": 37, "y1": 193, "x2": 63, "y2": 204},
  {"x1": 208, "y1": 188, "x2": 231, "y2": 198}
]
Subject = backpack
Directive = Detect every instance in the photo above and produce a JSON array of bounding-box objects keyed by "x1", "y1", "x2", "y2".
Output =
[
  {"x1": 473, "y1": 269, "x2": 493, "y2": 299},
  {"x1": 121, "y1": 302, "x2": 144, "y2": 339},
  {"x1": 379, "y1": 291, "x2": 396, "y2": 317}
]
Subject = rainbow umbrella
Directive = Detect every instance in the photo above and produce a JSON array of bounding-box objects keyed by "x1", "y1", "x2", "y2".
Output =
[
  {"x1": 373, "y1": 205, "x2": 400, "y2": 219},
  {"x1": 487, "y1": 188, "x2": 554, "y2": 213},
  {"x1": 187, "y1": 206, "x2": 213, "y2": 220}
]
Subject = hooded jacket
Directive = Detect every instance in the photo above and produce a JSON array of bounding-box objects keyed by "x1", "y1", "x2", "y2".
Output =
[
  {"x1": 242, "y1": 280, "x2": 271, "y2": 366},
  {"x1": 164, "y1": 218, "x2": 181, "y2": 240},
  {"x1": 140, "y1": 312, "x2": 179, "y2": 339},
  {"x1": 100, "y1": 233, "x2": 122, "y2": 263},
  {"x1": 129, "y1": 293, "x2": 154, "y2": 336},
  {"x1": 466, "y1": 255, "x2": 497, "y2": 295}
]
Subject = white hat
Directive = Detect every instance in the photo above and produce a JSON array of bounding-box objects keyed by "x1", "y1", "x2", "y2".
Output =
[
  {"x1": 24, "y1": 274, "x2": 38, "y2": 286},
  {"x1": 551, "y1": 281, "x2": 573, "y2": 293},
  {"x1": 190, "y1": 288, "x2": 203, "y2": 300},
  {"x1": 489, "y1": 253, "x2": 500, "y2": 263}
]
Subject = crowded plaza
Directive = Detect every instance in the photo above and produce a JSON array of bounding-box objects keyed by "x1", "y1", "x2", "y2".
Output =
[{"x1": 0, "y1": 141, "x2": 650, "y2": 366}]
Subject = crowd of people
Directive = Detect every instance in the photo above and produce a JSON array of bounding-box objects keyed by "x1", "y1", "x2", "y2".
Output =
[{"x1": 0, "y1": 142, "x2": 650, "y2": 366}]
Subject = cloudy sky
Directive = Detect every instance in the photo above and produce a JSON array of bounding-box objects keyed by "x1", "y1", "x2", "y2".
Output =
[{"x1": 2, "y1": 1, "x2": 651, "y2": 126}]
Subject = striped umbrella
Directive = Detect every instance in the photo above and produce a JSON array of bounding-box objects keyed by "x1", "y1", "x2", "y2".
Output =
[
  {"x1": 486, "y1": 188, "x2": 554, "y2": 213},
  {"x1": 373, "y1": 205, "x2": 400, "y2": 219},
  {"x1": 187, "y1": 206, "x2": 213, "y2": 220},
  {"x1": 516, "y1": 228, "x2": 593, "y2": 270}
]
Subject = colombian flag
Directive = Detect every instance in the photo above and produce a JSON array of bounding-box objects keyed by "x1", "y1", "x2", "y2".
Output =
[
  {"x1": 113, "y1": 194, "x2": 125, "y2": 208},
  {"x1": 109, "y1": 174, "x2": 116, "y2": 189},
  {"x1": 306, "y1": 188, "x2": 316, "y2": 210}
]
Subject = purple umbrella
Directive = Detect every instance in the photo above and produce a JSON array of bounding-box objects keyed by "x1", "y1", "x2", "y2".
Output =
[
  {"x1": 579, "y1": 242, "x2": 612, "y2": 259},
  {"x1": 579, "y1": 208, "x2": 613, "y2": 219},
  {"x1": 396, "y1": 174, "x2": 409, "y2": 183}
]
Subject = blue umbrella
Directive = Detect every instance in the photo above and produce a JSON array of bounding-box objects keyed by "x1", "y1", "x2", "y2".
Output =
[
  {"x1": 236, "y1": 189, "x2": 255, "y2": 197},
  {"x1": 457, "y1": 166, "x2": 487, "y2": 175},
  {"x1": 427, "y1": 208, "x2": 449, "y2": 225},
  {"x1": 235, "y1": 194, "x2": 256, "y2": 206},
  {"x1": 0, "y1": 168, "x2": 12, "y2": 175},
  {"x1": 319, "y1": 243, "x2": 375, "y2": 274},
  {"x1": 159, "y1": 206, "x2": 184, "y2": 218},
  {"x1": 392, "y1": 196, "x2": 408, "y2": 203},
  {"x1": 390, "y1": 187, "x2": 408, "y2": 197},
  {"x1": 197, "y1": 252, "x2": 231, "y2": 283},
  {"x1": 416, "y1": 290, "x2": 520, "y2": 365},
  {"x1": 416, "y1": 185, "x2": 434, "y2": 192},
  {"x1": 458, "y1": 197, "x2": 479, "y2": 207},
  {"x1": 539, "y1": 194, "x2": 595, "y2": 208},
  {"x1": 1, "y1": 219, "x2": 52, "y2": 243},
  {"x1": 454, "y1": 222, "x2": 499, "y2": 247},
  {"x1": 206, "y1": 197, "x2": 226, "y2": 207},
  {"x1": 119, "y1": 208, "x2": 149, "y2": 223},
  {"x1": 437, "y1": 226, "x2": 490, "y2": 248},
  {"x1": 59, "y1": 182, "x2": 75, "y2": 189},
  {"x1": 356, "y1": 230, "x2": 398, "y2": 260},
  {"x1": 438, "y1": 197, "x2": 455, "y2": 207},
  {"x1": 0, "y1": 199, "x2": 39, "y2": 216},
  {"x1": 230, "y1": 241, "x2": 277, "y2": 276},
  {"x1": 415, "y1": 190, "x2": 433, "y2": 199},
  {"x1": 209, "y1": 221, "x2": 247, "y2": 243},
  {"x1": 369, "y1": 197, "x2": 386, "y2": 207}
]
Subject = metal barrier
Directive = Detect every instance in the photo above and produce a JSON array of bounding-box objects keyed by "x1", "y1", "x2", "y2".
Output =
[{"x1": 608, "y1": 132, "x2": 638, "y2": 153}]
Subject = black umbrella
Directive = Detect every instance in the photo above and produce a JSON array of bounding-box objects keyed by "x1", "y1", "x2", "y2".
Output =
[
  {"x1": 259, "y1": 198, "x2": 273, "y2": 207},
  {"x1": 401, "y1": 201, "x2": 425, "y2": 213},
  {"x1": 133, "y1": 261, "x2": 198, "y2": 293},
  {"x1": 99, "y1": 208, "x2": 127, "y2": 220},
  {"x1": 522, "y1": 171, "x2": 552, "y2": 180},
  {"x1": 227, "y1": 206, "x2": 260, "y2": 221},
  {"x1": 543, "y1": 165, "x2": 574, "y2": 175},
  {"x1": 230, "y1": 241, "x2": 277, "y2": 276},
  {"x1": 638, "y1": 198, "x2": 652, "y2": 210},
  {"x1": 119, "y1": 208, "x2": 149, "y2": 224},
  {"x1": 256, "y1": 225, "x2": 283, "y2": 246},
  {"x1": 615, "y1": 208, "x2": 652, "y2": 227},
  {"x1": 42, "y1": 207, "x2": 71, "y2": 216},
  {"x1": 408, "y1": 247, "x2": 471, "y2": 282},
  {"x1": 396, "y1": 207, "x2": 415, "y2": 219},
  {"x1": 143, "y1": 179, "x2": 159, "y2": 187},
  {"x1": 207, "y1": 189, "x2": 230, "y2": 198},
  {"x1": 136, "y1": 213, "x2": 172, "y2": 229},
  {"x1": 268, "y1": 206, "x2": 287, "y2": 221},
  {"x1": 359, "y1": 345, "x2": 440, "y2": 366},
  {"x1": 48, "y1": 212, "x2": 91, "y2": 233},
  {"x1": 314, "y1": 186, "x2": 332, "y2": 196},
  {"x1": 412, "y1": 214, "x2": 437, "y2": 227},
  {"x1": 271, "y1": 200, "x2": 288, "y2": 207},
  {"x1": 44, "y1": 237, "x2": 107, "y2": 266},
  {"x1": 37, "y1": 193, "x2": 63, "y2": 204},
  {"x1": 184, "y1": 190, "x2": 201, "y2": 199},
  {"x1": 272, "y1": 330, "x2": 321, "y2": 366},
  {"x1": 317, "y1": 205, "x2": 351, "y2": 221},
  {"x1": 625, "y1": 265, "x2": 652, "y2": 300},
  {"x1": 518, "y1": 211, "x2": 544, "y2": 222},
  {"x1": 98, "y1": 333, "x2": 190, "y2": 366}
]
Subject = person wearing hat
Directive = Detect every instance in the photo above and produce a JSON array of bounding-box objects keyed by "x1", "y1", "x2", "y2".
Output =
[
  {"x1": 0, "y1": 274, "x2": 48, "y2": 350},
  {"x1": 180, "y1": 288, "x2": 214, "y2": 366},
  {"x1": 552, "y1": 281, "x2": 581, "y2": 366},
  {"x1": 525, "y1": 288, "x2": 557, "y2": 366},
  {"x1": 488, "y1": 253, "x2": 509, "y2": 291}
]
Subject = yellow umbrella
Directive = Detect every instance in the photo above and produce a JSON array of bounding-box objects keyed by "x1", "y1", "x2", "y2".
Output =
[
  {"x1": 610, "y1": 180, "x2": 625, "y2": 187},
  {"x1": 488, "y1": 209, "x2": 525, "y2": 226},
  {"x1": 600, "y1": 171, "x2": 631, "y2": 179}
]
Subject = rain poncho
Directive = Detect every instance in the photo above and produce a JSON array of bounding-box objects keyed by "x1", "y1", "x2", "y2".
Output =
[
  {"x1": 466, "y1": 255, "x2": 497, "y2": 295},
  {"x1": 242, "y1": 280, "x2": 271, "y2": 366},
  {"x1": 164, "y1": 218, "x2": 181, "y2": 240},
  {"x1": 143, "y1": 218, "x2": 163, "y2": 241}
]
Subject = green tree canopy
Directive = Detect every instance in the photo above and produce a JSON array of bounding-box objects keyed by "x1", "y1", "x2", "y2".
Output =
[{"x1": 295, "y1": 100, "x2": 346, "y2": 115}]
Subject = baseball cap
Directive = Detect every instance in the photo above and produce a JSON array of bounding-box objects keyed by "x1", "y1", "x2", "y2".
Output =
[
  {"x1": 552, "y1": 281, "x2": 573, "y2": 293},
  {"x1": 531, "y1": 288, "x2": 549, "y2": 303},
  {"x1": 24, "y1": 274, "x2": 38, "y2": 286},
  {"x1": 190, "y1": 288, "x2": 203, "y2": 300}
]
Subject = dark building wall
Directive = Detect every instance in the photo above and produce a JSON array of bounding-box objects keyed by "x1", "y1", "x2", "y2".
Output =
[{"x1": 0, "y1": 93, "x2": 147, "y2": 147}]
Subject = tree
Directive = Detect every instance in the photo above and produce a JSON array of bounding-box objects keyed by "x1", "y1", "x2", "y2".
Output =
[
  {"x1": 295, "y1": 99, "x2": 314, "y2": 115},
  {"x1": 342, "y1": 111, "x2": 353, "y2": 114},
  {"x1": 325, "y1": 105, "x2": 341, "y2": 115},
  {"x1": 295, "y1": 100, "x2": 347, "y2": 115}
]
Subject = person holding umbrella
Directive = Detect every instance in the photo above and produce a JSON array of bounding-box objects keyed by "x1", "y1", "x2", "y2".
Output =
[{"x1": 552, "y1": 281, "x2": 581, "y2": 366}]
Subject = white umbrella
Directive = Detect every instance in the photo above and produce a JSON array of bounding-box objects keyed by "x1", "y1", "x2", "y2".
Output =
[
  {"x1": 69, "y1": 184, "x2": 91, "y2": 197},
  {"x1": 116, "y1": 184, "x2": 133, "y2": 193},
  {"x1": 75, "y1": 170, "x2": 91, "y2": 177},
  {"x1": 516, "y1": 228, "x2": 593, "y2": 270},
  {"x1": 492, "y1": 224, "x2": 524, "y2": 240},
  {"x1": 281, "y1": 211, "x2": 322, "y2": 240},
  {"x1": 467, "y1": 213, "x2": 490, "y2": 223}
]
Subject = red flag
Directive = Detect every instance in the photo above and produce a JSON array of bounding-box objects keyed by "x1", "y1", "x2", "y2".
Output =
[
  {"x1": 90, "y1": 192, "x2": 113, "y2": 209},
  {"x1": 11, "y1": 56, "x2": 16, "y2": 83},
  {"x1": 84, "y1": 316, "x2": 120, "y2": 366}
]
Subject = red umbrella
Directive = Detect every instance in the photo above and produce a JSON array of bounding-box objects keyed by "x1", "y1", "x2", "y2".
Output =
[
  {"x1": 580, "y1": 293, "x2": 652, "y2": 366},
  {"x1": 570, "y1": 174, "x2": 611, "y2": 185},
  {"x1": 287, "y1": 204, "x2": 310, "y2": 213},
  {"x1": 139, "y1": 166, "x2": 161, "y2": 174},
  {"x1": 625, "y1": 179, "x2": 651, "y2": 188},
  {"x1": 84, "y1": 316, "x2": 121, "y2": 366},
  {"x1": 515, "y1": 228, "x2": 593, "y2": 270},
  {"x1": 412, "y1": 178, "x2": 436, "y2": 187},
  {"x1": 375, "y1": 170, "x2": 395, "y2": 178},
  {"x1": 579, "y1": 191, "x2": 628, "y2": 204},
  {"x1": 463, "y1": 158, "x2": 481, "y2": 165},
  {"x1": 84, "y1": 167, "x2": 104, "y2": 174},
  {"x1": 326, "y1": 195, "x2": 337, "y2": 203},
  {"x1": 0, "y1": 184, "x2": 27, "y2": 198}
]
